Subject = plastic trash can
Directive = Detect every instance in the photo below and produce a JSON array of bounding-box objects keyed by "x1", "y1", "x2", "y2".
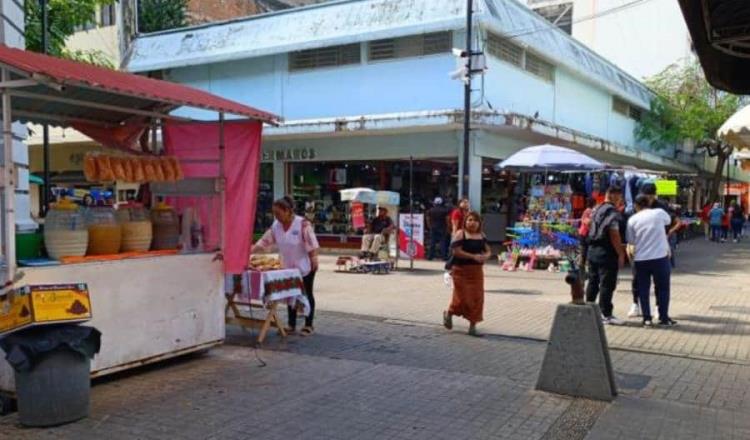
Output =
[{"x1": 0, "y1": 324, "x2": 101, "y2": 427}]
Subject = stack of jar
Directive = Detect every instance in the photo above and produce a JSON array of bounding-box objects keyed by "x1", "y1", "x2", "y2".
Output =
[
  {"x1": 116, "y1": 203, "x2": 153, "y2": 252},
  {"x1": 44, "y1": 200, "x2": 183, "y2": 259},
  {"x1": 44, "y1": 199, "x2": 88, "y2": 259},
  {"x1": 85, "y1": 206, "x2": 122, "y2": 255}
]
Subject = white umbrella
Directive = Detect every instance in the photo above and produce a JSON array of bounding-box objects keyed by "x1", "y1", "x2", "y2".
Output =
[
  {"x1": 719, "y1": 104, "x2": 750, "y2": 149},
  {"x1": 495, "y1": 144, "x2": 604, "y2": 172}
]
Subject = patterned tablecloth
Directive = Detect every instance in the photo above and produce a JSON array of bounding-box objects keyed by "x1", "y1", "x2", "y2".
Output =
[{"x1": 226, "y1": 269, "x2": 310, "y2": 316}]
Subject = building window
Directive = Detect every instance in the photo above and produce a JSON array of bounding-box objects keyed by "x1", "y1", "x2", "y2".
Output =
[
  {"x1": 613, "y1": 97, "x2": 643, "y2": 121},
  {"x1": 289, "y1": 44, "x2": 362, "y2": 71},
  {"x1": 525, "y1": 53, "x2": 554, "y2": 82},
  {"x1": 533, "y1": 3, "x2": 574, "y2": 35},
  {"x1": 101, "y1": 4, "x2": 116, "y2": 27},
  {"x1": 487, "y1": 33, "x2": 523, "y2": 67},
  {"x1": 367, "y1": 32, "x2": 452, "y2": 62},
  {"x1": 487, "y1": 32, "x2": 555, "y2": 82}
]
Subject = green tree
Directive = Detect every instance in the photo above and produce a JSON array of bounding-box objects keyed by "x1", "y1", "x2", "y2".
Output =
[
  {"x1": 138, "y1": 0, "x2": 188, "y2": 33},
  {"x1": 636, "y1": 61, "x2": 741, "y2": 204},
  {"x1": 24, "y1": 0, "x2": 115, "y2": 67}
]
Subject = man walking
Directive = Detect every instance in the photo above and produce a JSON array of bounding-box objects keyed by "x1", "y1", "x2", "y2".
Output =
[
  {"x1": 627, "y1": 194, "x2": 677, "y2": 327},
  {"x1": 586, "y1": 184, "x2": 626, "y2": 325},
  {"x1": 426, "y1": 197, "x2": 451, "y2": 260}
]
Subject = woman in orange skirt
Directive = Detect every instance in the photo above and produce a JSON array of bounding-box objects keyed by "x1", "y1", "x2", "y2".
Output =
[{"x1": 443, "y1": 211, "x2": 491, "y2": 336}]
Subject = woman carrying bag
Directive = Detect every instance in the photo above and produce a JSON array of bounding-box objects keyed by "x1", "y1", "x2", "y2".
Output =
[{"x1": 443, "y1": 212, "x2": 491, "y2": 337}]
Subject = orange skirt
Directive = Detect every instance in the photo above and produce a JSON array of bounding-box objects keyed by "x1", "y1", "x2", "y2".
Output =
[{"x1": 449, "y1": 264, "x2": 484, "y2": 324}]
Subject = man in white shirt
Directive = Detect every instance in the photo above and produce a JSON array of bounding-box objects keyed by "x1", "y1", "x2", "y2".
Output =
[{"x1": 626, "y1": 195, "x2": 677, "y2": 327}]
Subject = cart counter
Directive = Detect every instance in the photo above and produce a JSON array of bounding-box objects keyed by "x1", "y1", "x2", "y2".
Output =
[{"x1": 0, "y1": 253, "x2": 225, "y2": 394}]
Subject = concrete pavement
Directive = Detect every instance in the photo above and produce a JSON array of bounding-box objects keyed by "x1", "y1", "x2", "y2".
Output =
[{"x1": 1, "y1": 238, "x2": 750, "y2": 439}]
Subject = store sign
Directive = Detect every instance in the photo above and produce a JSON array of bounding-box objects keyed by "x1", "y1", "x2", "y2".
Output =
[
  {"x1": 655, "y1": 180, "x2": 678, "y2": 196},
  {"x1": 351, "y1": 202, "x2": 366, "y2": 230},
  {"x1": 398, "y1": 214, "x2": 425, "y2": 259},
  {"x1": 262, "y1": 148, "x2": 317, "y2": 162}
]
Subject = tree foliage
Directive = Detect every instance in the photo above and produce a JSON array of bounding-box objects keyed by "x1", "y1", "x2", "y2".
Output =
[
  {"x1": 636, "y1": 61, "x2": 741, "y2": 203},
  {"x1": 138, "y1": 0, "x2": 188, "y2": 34},
  {"x1": 24, "y1": 0, "x2": 115, "y2": 67}
]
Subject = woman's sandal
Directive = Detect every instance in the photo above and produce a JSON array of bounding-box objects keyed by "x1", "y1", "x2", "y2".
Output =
[
  {"x1": 300, "y1": 326, "x2": 314, "y2": 337},
  {"x1": 443, "y1": 311, "x2": 453, "y2": 330},
  {"x1": 468, "y1": 326, "x2": 483, "y2": 337},
  {"x1": 284, "y1": 326, "x2": 297, "y2": 335}
]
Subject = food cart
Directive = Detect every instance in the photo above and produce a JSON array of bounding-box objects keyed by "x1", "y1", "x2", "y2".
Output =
[
  {"x1": 336, "y1": 188, "x2": 400, "y2": 272},
  {"x1": 0, "y1": 45, "x2": 278, "y2": 408}
]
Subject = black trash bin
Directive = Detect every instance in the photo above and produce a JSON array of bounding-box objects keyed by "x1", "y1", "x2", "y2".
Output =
[{"x1": 0, "y1": 324, "x2": 101, "y2": 427}]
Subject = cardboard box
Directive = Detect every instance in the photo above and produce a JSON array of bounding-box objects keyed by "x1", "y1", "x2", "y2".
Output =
[{"x1": 0, "y1": 283, "x2": 91, "y2": 335}]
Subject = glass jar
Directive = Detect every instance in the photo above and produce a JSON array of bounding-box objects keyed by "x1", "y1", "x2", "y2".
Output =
[
  {"x1": 116, "y1": 203, "x2": 153, "y2": 252},
  {"x1": 151, "y1": 203, "x2": 180, "y2": 250},
  {"x1": 44, "y1": 199, "x2": 88, "y2": 259},
  {"x1": 85, "y1": 206, "x2": 122, "y2": 255}
]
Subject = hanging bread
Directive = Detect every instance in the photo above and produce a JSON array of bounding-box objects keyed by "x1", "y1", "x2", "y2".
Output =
[
  {"x1": 96, "y1": 155, "x2": 115, "y2": 181},
  {"x1": 152, "y1": 158, "x2": 166, "y2": 182},
  {"x1": 161, "y1": 157, "x2": 176, "y2": 181},
  {"x1": 131, "y1": 158, "x2": 145, "y2": 182},
  {"x1": 168, "y1": 156, "x2": 184, "y2": 180},
  {"x1": 142, "y1": 157, "x2": 158, "y2": 182},
  {"x1": 83, "y1": 154, "x2": 98, "y2": 182},
  {"x1": 122, "y1": 157, "x2": 134, "y2": 182},
  {"x1": 111, "y1": 157, "x2": 127, "y2": 181}
]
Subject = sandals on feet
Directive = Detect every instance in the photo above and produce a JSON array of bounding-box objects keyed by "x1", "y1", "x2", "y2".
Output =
[
  {"x1": 300, "y1": 327, "x2": 314, "y2": 337},
  {"x1": 284, "y1": 326, "x2": 296, "y2": 335},
  {"x1": 443, "y1": 311, "x2": 453, "y2": 330},
  {"x1": 468, "y1": 326, "x2": 483, "y2": 337}
]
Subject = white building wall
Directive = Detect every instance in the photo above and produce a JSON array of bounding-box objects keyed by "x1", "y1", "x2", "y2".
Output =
[
  {"x1": 528, "y1": 0, "x2": 693, "y2": 80},
  {"x1": 0, "y1": 1, "x2": 35, "y2": 231}
]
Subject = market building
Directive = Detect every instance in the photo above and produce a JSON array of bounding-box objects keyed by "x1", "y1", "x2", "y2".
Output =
[{"x1": 119, "y1": 0, "x2": 739, "y2": 244}]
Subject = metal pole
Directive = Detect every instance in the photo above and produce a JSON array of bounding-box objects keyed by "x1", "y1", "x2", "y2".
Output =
[
  {"x1": 461, "y1": 0, "x2": 473, "y2": 199},
  {"x1": 726, "y1": 154, "x2": 730, "y2": 205},
  {"x1": 219, "y1": 113, "x2": 226, "y2": 257},
  {"x1": 409, "y1": 156, "x2": 414, "y2": 270},
  {"x1": 40, "y1": 0, "x2": 50, "y2": 215},
  {"x1": 2, "y1": 69, "x2": 16, "y2": 282}
]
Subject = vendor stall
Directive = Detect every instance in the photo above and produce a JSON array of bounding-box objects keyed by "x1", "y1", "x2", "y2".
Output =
[
  {"x1": 496, "y1": 144, "x2": 604, "y2": 272},
  {"x1": 0, "y1": 45, "x2": 279, "y2": 405}
]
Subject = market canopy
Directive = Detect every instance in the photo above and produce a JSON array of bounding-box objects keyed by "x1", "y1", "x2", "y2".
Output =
[
  {"x1": 339, "y1": 188, "x2": 400, "y2": 206},
  {"x1": 0, "y1": 44, "x2": 280, "y2": 128},
  {"x1": 718, "y1": 104, "x2": 750, "y2": 150},
  {"x1": 678, "y1": 1, "x2": 750, "y2": 94},
  {"x1": 495, "y1": 144, "x2": 604, "y2": 172}
]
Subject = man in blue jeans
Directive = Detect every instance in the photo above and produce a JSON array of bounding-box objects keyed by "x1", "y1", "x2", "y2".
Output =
[{"x1": 626, "y1": 194, "x2": 677, "y2": 327}]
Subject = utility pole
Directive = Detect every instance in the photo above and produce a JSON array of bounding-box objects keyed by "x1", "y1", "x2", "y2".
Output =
[
  {"x1": 462, "y1": 0, "x2": 472, "y2": 199},
  {"x1": 40, "y1": 0, "x2": 50, "y2": 216}
]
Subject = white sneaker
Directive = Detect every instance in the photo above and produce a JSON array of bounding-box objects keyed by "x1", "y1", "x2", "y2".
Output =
[
  {"x1": 602, "y1": 315, "x2": 625, "y2": 326},
  {"x1": 627, "y1": 303, "x2": 642, "y2": 318}
]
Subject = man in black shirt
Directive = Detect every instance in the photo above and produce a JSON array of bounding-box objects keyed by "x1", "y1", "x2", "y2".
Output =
[
  {"x1": 586, "y1": 184, "x2": 626, "y2": 325},
  {"x1": 426, "y1": 197, "x2": 451, "y2": 260},
  {"x1": 360, "y1": 207, "x2": 395, "y2": 258}
]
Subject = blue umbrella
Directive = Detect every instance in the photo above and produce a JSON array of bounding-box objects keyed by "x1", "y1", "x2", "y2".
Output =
[{"x1": 495, "y1": 144, "x2": 604, "y2": 172}]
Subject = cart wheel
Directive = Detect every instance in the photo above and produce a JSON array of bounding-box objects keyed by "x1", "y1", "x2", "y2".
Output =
[{"x1": 0, "y1": 394, "x2": 16, "y2": 415}]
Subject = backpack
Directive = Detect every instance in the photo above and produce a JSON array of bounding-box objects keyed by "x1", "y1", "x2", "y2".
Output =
[{"x1": 587, "y1": 203, "x2": 617, "y2": 244}]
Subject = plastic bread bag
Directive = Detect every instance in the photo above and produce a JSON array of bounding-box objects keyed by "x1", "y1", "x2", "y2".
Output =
[
  {"x1": 111, "y1": 157, "x2": 127, "y2": 181},
  {"x1": 142, "y1": 157, "x2": 158, "y2": 181},
  {"x1": 96, "y1": 155, "x2": 115, "y2": 181},
  {"x1": 83, "y1": 154, "x2": 99, "y2": 182},
  {"x1": 131, "y1": 158, "x2": 145, "y2": 182},
  {"x1": 152, "y1": 158, "x2": 166, "y2": 182},
  {"x1": 160, "y1": 157, "x2": 176, "y2": 181}
]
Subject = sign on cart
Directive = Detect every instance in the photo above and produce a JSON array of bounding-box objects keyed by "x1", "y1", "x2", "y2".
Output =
[{"x1": 398, "y1": 214, "x2": 425, "y2": 259}]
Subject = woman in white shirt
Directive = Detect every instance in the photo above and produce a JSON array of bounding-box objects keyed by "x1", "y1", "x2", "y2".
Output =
[{"x1": 252, "y1": 196, "x2": 320, "y2": 336}]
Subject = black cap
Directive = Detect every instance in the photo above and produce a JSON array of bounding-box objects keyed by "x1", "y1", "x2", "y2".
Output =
[{"x1": 640, "y1": 182, "x2": 657, "y2": 196}]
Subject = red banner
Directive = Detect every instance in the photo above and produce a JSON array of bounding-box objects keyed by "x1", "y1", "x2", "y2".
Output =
[{"x1": 351, "y1": 202, "x2": 365, "y2": 229}]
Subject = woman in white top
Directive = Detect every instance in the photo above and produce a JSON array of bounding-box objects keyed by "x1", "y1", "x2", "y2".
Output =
[{"x1": 252, "y1": 196, "x2": 320, "y2": 336}]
